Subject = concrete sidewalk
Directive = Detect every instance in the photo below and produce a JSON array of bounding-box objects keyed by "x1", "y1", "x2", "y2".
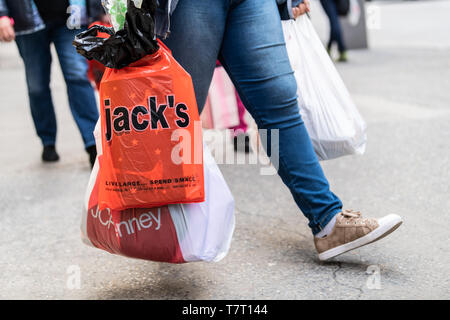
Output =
[{"x1": 0, "y1": 1, "x2": 449, "y2": 299}]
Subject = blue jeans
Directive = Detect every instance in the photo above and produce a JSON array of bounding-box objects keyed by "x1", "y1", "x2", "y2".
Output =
[
  {"x1": 163, "y1": 0, "x2": 343, "y2": 234},
  {"x1": 320, "y1": 0, "x2": 347, "y2": 53},
  {"x1": 15, "y1": 23, "x2": 99, "y2": 148}
]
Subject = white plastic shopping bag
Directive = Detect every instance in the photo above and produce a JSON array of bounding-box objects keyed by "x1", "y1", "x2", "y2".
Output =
[
  {"x1": 282, "y1": 16, "x2": 367, "y2": 160},
  {"x1": 81, "y1": 121, "x2": 235, "y2": 263}
]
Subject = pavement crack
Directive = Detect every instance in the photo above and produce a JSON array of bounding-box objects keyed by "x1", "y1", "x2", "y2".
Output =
[
  {"x1": 331, "y1": 262, "x2": 364, "y2": 299},
  {"x1": 332, "y1": 262, "x2": 341, "y2": 281}
]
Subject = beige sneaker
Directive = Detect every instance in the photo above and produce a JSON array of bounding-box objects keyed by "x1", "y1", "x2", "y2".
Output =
[{"x1": 314, "y1": 210, "x2": 403, "y2": 261}]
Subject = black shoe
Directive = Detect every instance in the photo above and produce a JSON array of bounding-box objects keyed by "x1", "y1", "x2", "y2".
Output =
[
  {"x1": 86, "y1": 145, "x2": 97, "y2": 168},
  {"x1": 42, "y1": 145, "x2": 60, "y2": 162},
  {"x1": 233, "y1": 134, "x2": 251, "y2": 153}
]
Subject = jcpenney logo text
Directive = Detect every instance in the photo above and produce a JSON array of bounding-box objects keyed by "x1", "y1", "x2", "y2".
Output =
[{"x1": 90, "y1": 206, "x2": 162, "y2": 238}]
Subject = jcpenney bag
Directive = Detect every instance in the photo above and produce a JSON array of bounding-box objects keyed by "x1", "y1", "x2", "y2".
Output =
[
  {"x1": 81, "y1": 122, "x2": 235, "y2": 263},
  {"x1": 282, "y1": 16, "x2": 367, "y2": 160},
  {"x1": 74, "y1": 0, "x2": 204, "y2": 211}
]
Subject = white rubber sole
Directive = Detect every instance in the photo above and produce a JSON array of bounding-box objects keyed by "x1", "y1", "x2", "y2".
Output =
[{"x1": 318, "y1": 214, "x2": 403, "y2": 261}]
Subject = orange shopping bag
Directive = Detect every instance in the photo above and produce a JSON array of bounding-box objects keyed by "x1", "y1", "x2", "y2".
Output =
[
  {"x1": 74, "y1": 1, "x2": 204, "y2": 211},
  {"x1": 98, "y1": 43, "x2": 204, "y2": 210}
]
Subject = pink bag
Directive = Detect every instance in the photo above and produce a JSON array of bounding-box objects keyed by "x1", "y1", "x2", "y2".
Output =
[
  {"x1": 200, "y1": 96, "x2": 215, "y2": 129},
  {"x1": 201, "y1": 66, "x2": 240, "y2": 130}
]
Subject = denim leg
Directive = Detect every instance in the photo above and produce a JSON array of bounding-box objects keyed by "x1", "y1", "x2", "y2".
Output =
[
  {"x1": 320, "y1": 0, "x2": 346, "y2": 53},
  {"x1": 15, "y1": 29, "x2": 57, "y2": 147},
  {"x1": 51, "y1": 26, "x2": 99, "y2": 148},
  {"x1": 220, "y1": 0, "x2": 342, "y2": 234}
]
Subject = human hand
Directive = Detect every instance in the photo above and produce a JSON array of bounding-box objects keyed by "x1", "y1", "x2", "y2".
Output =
[
  {"x1": 292, "y1": 0, "x2": 311, "y2": 19},
  {"x1": 0, "y1": 17, "x2": 15, "y2": 42}
]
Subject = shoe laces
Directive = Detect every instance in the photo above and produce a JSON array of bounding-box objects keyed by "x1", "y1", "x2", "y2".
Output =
[
  {"x1": 342, "y1": 209, "x2": 362, "y2": 219},
  {"x1": 341, "y1": 209, "x2": 369, "y2": 226}
]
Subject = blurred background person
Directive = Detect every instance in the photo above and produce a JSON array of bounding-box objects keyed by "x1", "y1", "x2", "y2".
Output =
[
  {"x1": 231, "y1": 91, "x2": 251, "y2": 154},
  {"x1": 205, "y1": 61, "x2": 252, "y2": 154},
  {"x1": 320, "y1": 0, "x2": 348, "y2": 62},
  {"x1": 0, "y1": 0, "x2": 105, "y2": 166}
]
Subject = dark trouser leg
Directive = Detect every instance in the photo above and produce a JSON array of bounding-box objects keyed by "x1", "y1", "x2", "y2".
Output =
[
  {"x1": 51, "y1": 25, "x2": 99, "y2": 148},
  {"x1": 320, "y1": 0, "x2": 347, "y2": 53},
  {"x1": 15, "y1": 29, "x2": 57, "y2": 147}
]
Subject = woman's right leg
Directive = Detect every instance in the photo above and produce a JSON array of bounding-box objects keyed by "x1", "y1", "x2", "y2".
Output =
[
  {"x1": 164, "y1": 0, "x2": 342, "y2": 235},
  {"x1": 219, "y1": 0, "x2": 343, "y2": 235},
  {"x1": 162, "y1": 0, "x2": 402, "y2": 259}
]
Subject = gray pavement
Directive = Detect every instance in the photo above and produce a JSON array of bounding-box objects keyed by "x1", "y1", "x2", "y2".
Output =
[{"x1": 0, "y1": 0, "x2": 449, "y2": 299}]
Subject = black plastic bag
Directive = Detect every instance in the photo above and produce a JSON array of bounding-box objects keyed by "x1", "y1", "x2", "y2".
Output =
[{"x1": 73, "y1": 0, "x2": 159, "y2": 69}]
